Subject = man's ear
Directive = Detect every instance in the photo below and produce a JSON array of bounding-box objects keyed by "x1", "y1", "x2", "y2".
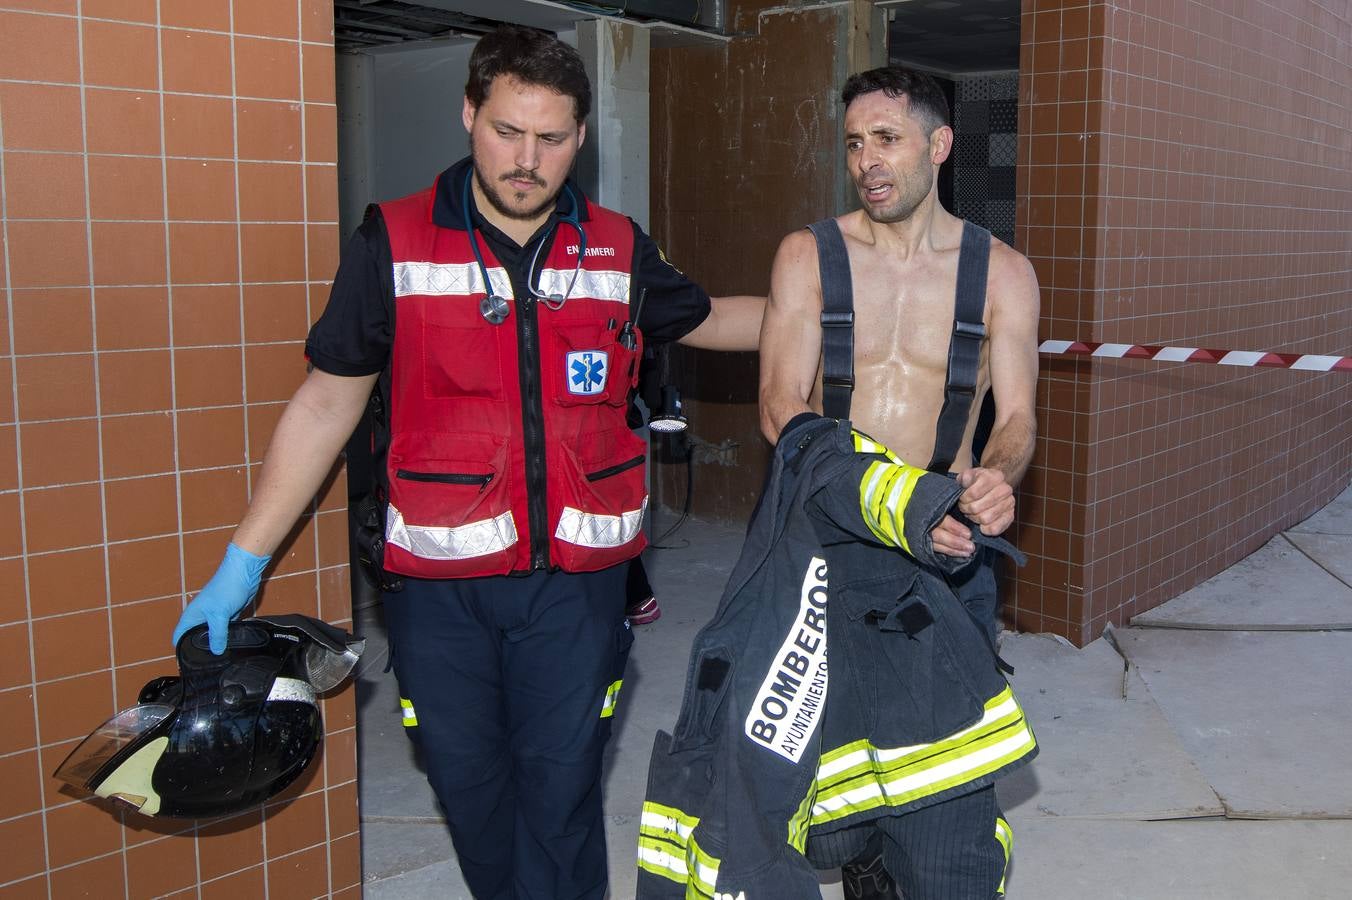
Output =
[
  {"x1": 930, "y1": 124, "x2": 954, "y2": 166},
  {"x1": 576, "y1": 120, "x2": 586, "y2": 151},
  {"x1": 462, "y1": 96, "x2": 476, "y2": 133}
]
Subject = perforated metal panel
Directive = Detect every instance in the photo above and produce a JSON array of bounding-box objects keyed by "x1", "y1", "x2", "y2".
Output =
[{"x1": 951, "y1": 72, "x2": 1018, "y2": 246}]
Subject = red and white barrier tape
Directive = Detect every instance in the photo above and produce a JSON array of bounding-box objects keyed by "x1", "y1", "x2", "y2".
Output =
[{"x1": 1038, "y1": 340, "x2": 1351, "y2": 372}]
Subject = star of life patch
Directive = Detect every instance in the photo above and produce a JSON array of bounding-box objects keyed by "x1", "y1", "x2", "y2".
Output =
[{"x1": 566, "y1": 350, "x2": 609, "y2": 395}]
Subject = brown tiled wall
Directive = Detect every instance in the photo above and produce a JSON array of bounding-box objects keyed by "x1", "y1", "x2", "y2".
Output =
[
  {"x1": 1011, "y1": 0, "x2": 1352, "y2": 644},
  {"x1": 0, "y1": 1, "x2": 358, "y2": 895}
]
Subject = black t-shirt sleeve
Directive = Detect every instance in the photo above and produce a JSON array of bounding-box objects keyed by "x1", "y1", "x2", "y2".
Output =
[
  {"x1": 630, "y1": 222, "x2": 711, "y2": 345},
  {"x1": 304, "y1": 207, "x2": 395, "y2": 376}
]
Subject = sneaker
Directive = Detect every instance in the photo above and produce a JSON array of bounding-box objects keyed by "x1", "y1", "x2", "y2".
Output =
[{"x1": 626, "y1": 595, "x2": 661, "y2": 626}]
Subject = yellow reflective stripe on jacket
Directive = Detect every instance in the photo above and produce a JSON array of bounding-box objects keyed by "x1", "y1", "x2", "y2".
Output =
[
  {"x1": 859, "y1": 460, "x2": 925, "y2": 554},
  {"x1": 994, "y1": 815, "x2": 1013, "y2": 895},
  {"x1": 850, "y1": 430, "x2": 903, "y2": 464},
  {"x1": 637, "y1": 801, "x2": 719, "y2": 898},
  {"x1": 787, "y1": 785, "x2": 816, "y2": 854},
  {"x1": 810, "y1": 687, "x2": 1036, "y2": 824},
  {"x1": 600, "y1": 679, "x2": 623, "y2": 718},
  {"x1": 400, "y1": 698, "x2": 417, "y2": 727}
]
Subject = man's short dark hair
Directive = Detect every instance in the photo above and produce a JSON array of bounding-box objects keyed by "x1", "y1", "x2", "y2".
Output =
[
  {"x1": 466, "y1": 25, "x2": 591, "y2": 123},
  {"x1": 841, "y1": 66, "x2": 950, "y2": 135}
]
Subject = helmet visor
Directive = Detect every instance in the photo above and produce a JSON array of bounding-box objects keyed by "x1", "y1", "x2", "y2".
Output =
[
  {"x1": 54, "y1": 703, "x2": 175, "y2": 790},
  {"x1": 304, "y1": 637, "x2": 365, "y2": 692}
]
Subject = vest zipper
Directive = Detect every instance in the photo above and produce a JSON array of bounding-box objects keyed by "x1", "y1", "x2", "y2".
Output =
[
  {"x1": 585, "y1": 453, "x2": 645, "y2": 482},
  {"x1": 395, "y1": 469, "x2": 492, "y2": 491},
  {"x1": 517, "y1": 294, "x2": 549, "y2": 569}
]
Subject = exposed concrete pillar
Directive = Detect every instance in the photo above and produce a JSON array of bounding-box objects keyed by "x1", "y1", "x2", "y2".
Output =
[
  {"x1": 577, "y1": 19, "x2": 651, "y2": 230},
  {"x1": 839, "y1": 0, "x2": 890, "y2": 212}
]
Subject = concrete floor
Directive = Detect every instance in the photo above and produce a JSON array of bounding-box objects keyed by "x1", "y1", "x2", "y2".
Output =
[{"x1": 355, "y1": 483, "x2": 1352, "y2": 899}]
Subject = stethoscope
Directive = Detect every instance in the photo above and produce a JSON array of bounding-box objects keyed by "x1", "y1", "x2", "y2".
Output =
[{"x1": 464, "y1": 171, "x2": 587, "y2": 325}]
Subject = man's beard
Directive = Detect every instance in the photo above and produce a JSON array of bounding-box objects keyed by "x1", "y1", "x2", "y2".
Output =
[
  {"x1": 472, "y1": 152, "x2": 558, "y2": 222},
  {"x1": 858, "y1": 168, "x2": 932, "y2": 225}
]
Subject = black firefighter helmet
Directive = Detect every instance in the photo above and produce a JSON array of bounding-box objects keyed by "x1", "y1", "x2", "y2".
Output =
[{"x1": 55, "y1": 614, "x2": 364, "y2": 819}]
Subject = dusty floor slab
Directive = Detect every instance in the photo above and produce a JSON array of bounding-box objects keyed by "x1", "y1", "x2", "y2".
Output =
[
  {"x1": 1009, "y1": 818, "x2": 1352, "y2": 899},
  {"x1": 1115, "y1": 627, "x2": 1352, "y2": 818},
  {"x1": 1289, "y1": 483, "x2": 1352, "y2": 535},
  {"x1": 354, "y1": 611, "x2": 444, "y2": 825},
  {"x1": 1285, "y1": 530, "x2": 1352, "y2": 587},
  {"x1": 998, "y1": 634, "x2": 1221, "y2": 820},
  {"x1": 1131, "y1": 535, "x2": 1352, "y2": 629},
  {"x1": 361, "y1": 820, "x2": 456, "y2": 888}
]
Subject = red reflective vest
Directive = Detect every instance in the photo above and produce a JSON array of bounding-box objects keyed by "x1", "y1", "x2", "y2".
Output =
[{"x1": 376, "y1": 182, "x2": 646, "y2": 579}]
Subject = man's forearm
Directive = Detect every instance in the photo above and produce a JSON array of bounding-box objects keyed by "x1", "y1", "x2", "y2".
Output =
[
  {"x1": 977, "y1": 414, "x2": 1035, "y2": 487},
  {"x1": 231, "y1": 371, "x2": 377, "y2": 556},
  {"x1": 758, "y1": 391, "x2": 812, "y2": 444},
  {"x1": 679, "y1": 295, "x2": 766, "y2": 352}
]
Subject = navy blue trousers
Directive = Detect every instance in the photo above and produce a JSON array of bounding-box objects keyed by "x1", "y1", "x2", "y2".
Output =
[{"x1": 383, "y1": 566, "x2": 633, "y2": 900}]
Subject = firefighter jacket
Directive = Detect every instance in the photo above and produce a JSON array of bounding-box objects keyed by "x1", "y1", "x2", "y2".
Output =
[
  {"x1": 373, "y1": 177, "x2": 646, "y2": 580},
  {"x1": 637, "y1": 415, "x2": 1038, "y2": 899}
]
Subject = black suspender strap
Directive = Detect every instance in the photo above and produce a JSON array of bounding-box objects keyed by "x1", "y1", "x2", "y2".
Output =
[
  {"x1": 928, "y1": 221, "x2": 992, "y2": 473},
  {"x1": 807, "y1": 219, "x2": 855, "y2": 420}
]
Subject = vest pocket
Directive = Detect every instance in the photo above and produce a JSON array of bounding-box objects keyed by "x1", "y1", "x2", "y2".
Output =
[
  {"x1": 550, "y1": 429, "x2": 648, "y2": 571},
  {"x1": 548, "y1": 320, "x2": 640, "y2": 408},
  {"x1": 383, "y1": 430, "x2": 517, "y2": 577},
  {"x1": 835, "y1": 574, "x2": 986, "y2": 746},
  {"x1": 423, "y1": 320, "x2": 506, "y2": 401}
]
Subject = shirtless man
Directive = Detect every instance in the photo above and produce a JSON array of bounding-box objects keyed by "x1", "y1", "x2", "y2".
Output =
[{"x1": 758, "y1": 66, "x2": 1040, "y2": 898}]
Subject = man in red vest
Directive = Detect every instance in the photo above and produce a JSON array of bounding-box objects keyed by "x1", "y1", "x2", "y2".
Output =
[{"x1": 171, "y1": 25, "x2": 762, "y2": 900}]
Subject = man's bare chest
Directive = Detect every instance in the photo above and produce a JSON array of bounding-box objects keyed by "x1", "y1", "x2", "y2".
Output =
[{"x1": 850, "y1": 270, "x2": 962, "y2": 374}]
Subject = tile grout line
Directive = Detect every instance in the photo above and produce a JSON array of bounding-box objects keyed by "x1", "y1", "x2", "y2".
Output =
[
  {"x1": 71, "y1": 3, "x2": 127, "y2": 895},
  {"x1": 148, "y1": 1, "x2": 205, "y2": 895},
  {"x1": 0, "y1": 19, "x2": 51, "y2": 899},
  {"x1": 293, "y1": 3, "x2": 338, "y2": 893},
  {"x1": 225, "y1": 8, "x2": 273, "y2": 898}
]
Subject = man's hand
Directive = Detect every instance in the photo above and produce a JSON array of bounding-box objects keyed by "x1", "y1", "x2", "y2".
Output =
[
  {"x1": 956, "y1": 467, "x2": 1015, "y2": 536},
  {"x1": 930, "y1": 514, "x2": 976, "y2": 558}
]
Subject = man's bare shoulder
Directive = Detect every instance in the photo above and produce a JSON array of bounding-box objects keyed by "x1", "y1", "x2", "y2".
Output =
[
  {"x1": 769, "y1": 227, "x2": 822, "y2": 311},
  {"x1": 833, "y1": 210, "x2": 879, "y2": 247},
  {"x1": 986, "y1": 236, "x2": 1041, "y2": 313},
  {"x1": 774, "y1": 225, "x2": 819, "y2": 261},
  {"x1": 771, "y1": 228, "x2": 821, "y2": 281},
  {"x1": 988, "y1": 235, "x2": 1034, "y2": 278}
]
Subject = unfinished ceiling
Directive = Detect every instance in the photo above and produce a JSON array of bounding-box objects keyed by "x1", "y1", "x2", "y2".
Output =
[
  {"x1": 887, "y1": 0, "x2": 1021, "y2": 74},
  {"x1": 333, "y1": 0, "x2": 1022, "y2": 73},
  {"x1": 333, "y1": 0, "x2": 494, "y2": 51},
  {"x1": 333, "y1": 0, "x2": 716, "y2": 53}
]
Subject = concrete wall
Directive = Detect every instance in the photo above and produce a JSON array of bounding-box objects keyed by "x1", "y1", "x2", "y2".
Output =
[{"x1": 336, "y1": 40, "x2": 474, "y2": 234}]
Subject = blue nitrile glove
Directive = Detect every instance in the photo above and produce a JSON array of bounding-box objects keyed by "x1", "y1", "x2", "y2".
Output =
[{"x1": 171, "y1": 543, "x2": 272, "y2": 655}]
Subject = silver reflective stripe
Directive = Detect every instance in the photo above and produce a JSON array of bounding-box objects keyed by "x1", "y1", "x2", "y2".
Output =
[
  {"x1": 536, "y1": 267, "x2": 631, "y2": 305},
  {"x1": 554, "y1": 499, "x2": 646, "y2": 549},
  {"x1": 268, "y1": 676, "x2": 317, "y2": 705},
  {"x1": 386, "y1": 503, "x2": 518, "y2": 560},
  {"x1": 392, "y1": 260, "x2": 512, "y2": 300}
]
